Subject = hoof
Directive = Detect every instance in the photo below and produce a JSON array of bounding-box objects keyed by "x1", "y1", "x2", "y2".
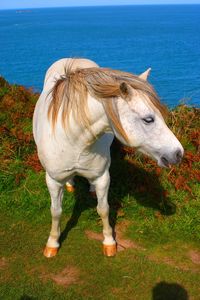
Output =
[
  {"x1": 43, "y1": 246, "x2": 58, "y2": 258},
  {"x1": 103, "y1": 244, "x2": 117, "y2": 257},
  {"x1": 90, "y1": 191, "x2": 97, "y2": 198},
  {"x1": 66, "y1": 185, "x2": 75, "y2": 193}
]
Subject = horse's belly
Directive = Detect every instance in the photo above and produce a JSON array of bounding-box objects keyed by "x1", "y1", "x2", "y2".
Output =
[
  {"x1": 38, "y1": 140, "x2": 111, "y2": 182},
  {"x1": 40, "y1": 158, "x2": 109, "y2": 182},
  {"x1": 76, "y1": 156, "x2": 109, "y2": 180},
  {"x1": 37, "y1": 142, "x2": 110, "y2": 182},
  {"x1": 37, "y1": 146, "x2": 78, "y2": 181}
]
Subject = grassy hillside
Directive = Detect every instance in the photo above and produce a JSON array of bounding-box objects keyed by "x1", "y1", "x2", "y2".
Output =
[{"x1": 0, "y1": 77, "x2": 200, "y2": 299}]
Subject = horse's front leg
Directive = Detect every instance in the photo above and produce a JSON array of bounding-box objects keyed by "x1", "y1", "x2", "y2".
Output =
[
  {"x1": 92, "y1": 170, "x2": 117, "y2": 257},
  {"x1": 43, "y1": 172, "x2": 64, "y2": 258}
]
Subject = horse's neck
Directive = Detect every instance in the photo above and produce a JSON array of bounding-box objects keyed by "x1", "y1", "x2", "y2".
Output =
[
  {"x1": 73, "y1": 95, "x2": 112, "y2": 148},
  {"x1": 42, "y1": 77, "x2": 112, "y2": 149}
]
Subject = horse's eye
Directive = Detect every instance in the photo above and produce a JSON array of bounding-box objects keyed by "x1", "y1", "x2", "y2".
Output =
[{"x1": 142, "y1": 116, "x2": 154, "y2": 124}]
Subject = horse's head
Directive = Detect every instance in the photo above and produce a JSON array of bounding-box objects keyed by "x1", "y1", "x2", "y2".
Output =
[{"x1": 114, "y1": 69, "x2": 184, "y2": 167}]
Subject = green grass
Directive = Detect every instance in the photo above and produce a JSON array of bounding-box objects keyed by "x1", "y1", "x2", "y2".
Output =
[
  {"x1": 1, "y1": 164, "x2": 200, "y2": 299},
  {"x1": 0, "y1": 78, "x2": 200, "y2": 299}
]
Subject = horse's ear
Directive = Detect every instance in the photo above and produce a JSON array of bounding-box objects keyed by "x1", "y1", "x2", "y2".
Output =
[
  {"x1": 119, "y1": 82, "x2": 132, "y2": 100},
  {"x1": 139, "y1": 68, "x2": 151, "y2": 81}
]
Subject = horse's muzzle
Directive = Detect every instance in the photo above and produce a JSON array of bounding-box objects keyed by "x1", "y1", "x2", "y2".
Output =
[{"x1": 160, "y1": 148, "x2": 184, "y2": 167}]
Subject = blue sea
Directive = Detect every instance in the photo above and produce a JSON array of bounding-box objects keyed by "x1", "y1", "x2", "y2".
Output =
[{"x1": 0, "y1": 5, "x2": 200, "y2": 107}]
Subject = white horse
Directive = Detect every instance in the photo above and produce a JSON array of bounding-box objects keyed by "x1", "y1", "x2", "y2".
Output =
[{"x1": 33, "y1": 58, "x2": 183, "y2": 257}]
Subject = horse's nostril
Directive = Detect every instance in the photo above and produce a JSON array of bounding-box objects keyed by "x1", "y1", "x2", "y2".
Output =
[
  {"x1": 161, "y1": 156, "x2": 169, "y2": 167},
  {"x1": 175, "y1": 149, "x2": 183, "y2": 162}
]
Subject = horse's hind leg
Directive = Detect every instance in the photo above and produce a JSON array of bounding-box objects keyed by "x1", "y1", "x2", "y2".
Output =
[
  {"x1": 65, "y1": 177, "x2": 75, "y2": 193},
  {"x1": 43, "y1": 172, "x2": 63, "y2": 258},
  {"x1": 92, "y1": 170, "x2": 116, "y2": 257}
]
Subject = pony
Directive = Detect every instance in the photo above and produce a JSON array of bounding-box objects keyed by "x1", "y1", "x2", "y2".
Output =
[{"x1": 33, "y1": 58, "x2": 183, "y2": 257}]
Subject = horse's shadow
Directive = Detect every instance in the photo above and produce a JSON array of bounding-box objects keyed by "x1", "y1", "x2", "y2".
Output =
[
  {"x1": 152, "y1": 281, "x2": 189, "y2": 300},
  {"x1": 59, "y1": 140, "x2": 176, "y2": 247},
  {"x1": 59, "y1": 178, "x2": 96, "y2": 245}
]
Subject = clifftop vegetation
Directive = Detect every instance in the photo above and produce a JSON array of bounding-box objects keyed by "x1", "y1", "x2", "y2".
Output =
[
  {"x1": 0, "y1": 77, "x2": 200, "y2": 299},
  {"x1": 0, "y1": 76, "x2": 199, "y2": 197}
]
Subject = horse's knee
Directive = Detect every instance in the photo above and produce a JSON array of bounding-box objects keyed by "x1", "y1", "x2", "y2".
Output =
[
  {"x1": 93, "y1": 170, "x2": 110, "y2": 192},
  {"x1": 51, "y1": 207, "x2": 62, "y2": 218}
]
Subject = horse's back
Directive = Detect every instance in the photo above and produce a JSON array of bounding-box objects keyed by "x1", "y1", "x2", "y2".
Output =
[
  {"x1": 33, "y1": 58, "x2": 99, "y2": 142},
  {"x1": 44, "y1": 58, "x2": 99, "y2": 88}
]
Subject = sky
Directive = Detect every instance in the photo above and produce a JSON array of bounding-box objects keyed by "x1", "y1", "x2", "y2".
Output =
[{"x1": 1, "y1": 0, "x2": 200, "y2": 9}]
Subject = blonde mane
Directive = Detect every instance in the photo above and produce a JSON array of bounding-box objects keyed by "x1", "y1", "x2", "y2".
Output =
[{"x1": 48, "y1": 63, "x2": 168, "y2": 142}]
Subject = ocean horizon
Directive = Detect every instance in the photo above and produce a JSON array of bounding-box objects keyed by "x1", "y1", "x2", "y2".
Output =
[
  {"x1": 0, "y1": 4, "x2": 199, "y2": 107},
  {"x1": 1, "y1": 4, "x2": 200, "y2": 10}
]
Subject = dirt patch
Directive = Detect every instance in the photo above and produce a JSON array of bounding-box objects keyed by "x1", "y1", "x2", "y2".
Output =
[
  {"x1": 38, "y1": 265, "x2": 80, "y2": 288},
  {"x1": 85, "y1": 230, "x2": 103, "y2": 242},
  {"x1": 0, "y1": 257, "x2": 8, "y2": 270},
  {"x1": 148, "y1": 254, "x2": 200, "y2": 273},
  {"x1": 117, "y1": 238, "x2": 143, "y2": 252},
  {"x1": 115, "y1": 220, "x2": 144, "y2": 251},
  {"x1": 85, "y1": 220, "x2": 144, "y2": 252},
  {"x1": 188, "y1": 250, "x2": 200, "y2": 265},
  {"x1": 114, "y1": 220, "x2": 131, "y2": 234},
  {"x1": 50, "y1": 266, "x2": 80, "y2": 287},
  {"x1": 148, "y1": 254, "x2": 191, "y2": 271},
  {"x1": 149, "y1": 255, "x2": 175, "y2": 268}
]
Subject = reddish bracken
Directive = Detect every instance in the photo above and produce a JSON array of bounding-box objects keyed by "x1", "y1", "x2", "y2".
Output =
[{"x1": 0, "y1": 77, "x2": 199, "y2": 200}]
